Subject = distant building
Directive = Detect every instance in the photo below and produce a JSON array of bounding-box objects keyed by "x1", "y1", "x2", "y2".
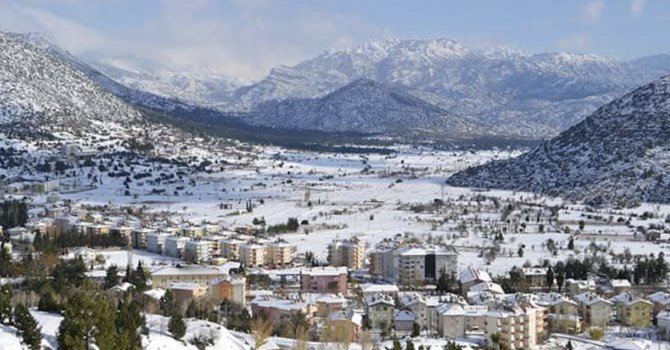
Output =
[
  {"x1": 328, "y1": 237, "x2": 366, "y2": 270},
  {"x1": 239, "y1": 243, "x2": 267, "y2": 267},
  {"x1": 369, "y1": 244, "x2": 458, "y2": 284},
  {"x1": 164, "y1": 236, "x2": 191, "y2": 258},
  {"x1": 610, "y1": 292, "x2": 653, "y2": 328},
  {"x1": 150, "y1": 265, "x2": 228, "y2": 289},
  {"x1": 300, "y1": 266, "x2": 348, "y2": 294},
  {"x1": 210, "y1": 276, "x2": 246, "y2": 306},
  {"x1": 268, "y1": 241, "x2": 296, "y2": 267},
  {"x1": 146, "y1": 232, "x2": 171, "y2": 254},
  {"x1": 184, "y1": 240, "x2": 214, "y2": 264}
]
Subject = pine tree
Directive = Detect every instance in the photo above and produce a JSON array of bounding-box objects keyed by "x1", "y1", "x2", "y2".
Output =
[
  {"x1": 568, "y1": 237, "x2": 574, "y2": 250},
  {"x1": 116, "y1": 292, "x2": 146, "y2": 350},
  {"x1": 406, "y1": 338, "x2": 415, "y2": 350},
  {"x1": 160, "y1": 289, "x2": 175, "y2": 316},
  {"x1": 392, "y1": 336, "x2": 402, "y2": 350},
  {"x1": 0, "y1": 285, "x2": 12, "y2": 325},
  {"x1": 103, "y1": 265, "x2": 121, "y2": 290},
  {"x1": 13, "y1": 303, "x2": 42, "y2": 350},
  {"x1": 38, "y1": 289, "x2": 61, "y2": 312},
  {"x1": 546, "y1": 266, "x2": 555, "y2": 291},
  {"x1": 58, "y1": 281, "x2": 117, "y2": 350},
  {"x1": 186, "y1": 299, "x2": 198, "y2": 318},
  {"x1": 168, "y1": 312, "x2": 186, "y2": 340},
  {"x1": 566, "y1": 340, "x2": 574, "y2": 350}
]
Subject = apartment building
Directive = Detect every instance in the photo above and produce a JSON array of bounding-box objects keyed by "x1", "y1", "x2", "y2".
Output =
[
  {"x1": 150, "y1": 265, "x2": 229, "y2": 289},
  {"x1": 184, "y1": 240, "x2": 214, "y2": 264},
  {"x1": 146, "y1": 232, "x2": 170, "y2": 254},
  {"x1": 327, "y1": 237, "x2": 366, "y2": 269},
  {"x1": 239, "y1": 243, "x2": 267, "y2": 267},
  {"x1": 369, "y1": 244, "x2": 458, "y2": 284},
  {"x1": 300, "y1": 266, "x2": 348, "y2": 294},
  {"x1": 164, "y1": 236, "x2": 191, "y2": 258},
  {"x1": 610, "y1": 292, "x2": 653, "y2": 328},
  {"x1": 268, "y1": 241, "x2": 296, "y2": 267},
  {"x1": 574, "y1": 292, "x2": 614, "y2": 329}
]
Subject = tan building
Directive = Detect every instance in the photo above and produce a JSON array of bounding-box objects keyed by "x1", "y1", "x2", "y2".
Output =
[
  {"x1": 169, "y1": 282, "x2": 208, "y2": 312},
  {"x1": 150, "y1": 265, "x2": 229, "y2": 289},
  {"x1": 268, "y1": 241, "x2": 296, "y2": 267},
  {"x1": 211, "y1": 276, "x2": 246, "y2": 306},
  {"x1": 328, "y1": 237, "x2": 366, "y2": 270},
  {"x1": 574, "y1": 292, "x2": 614, "y2": 329},
  {"x1": 610, "y1": 292, "x2": 653, "y2": 328},
  {"x1": 301, "y1": 266, "x2": 348, "y2": 294},
  {"x1": 239, "y1": 243, "x2": 267, "y2": 267}
]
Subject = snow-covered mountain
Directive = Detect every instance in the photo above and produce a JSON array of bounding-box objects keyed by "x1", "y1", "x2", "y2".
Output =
[
  {"x1": 0, "y1": 32, "x2": 142, "y2": 138},
  {"x1": 227, "y1": 38, "x2": 659, "y2": 138},
  {"x1": 447, "y1": 75, "x2": 670, "y2": 207},
  {"x1": 248, "y1": 78, "x2": 486, "y2": 137},
  {"x1": 82, "y1": 53, "x2": 242, "y2": 106}
]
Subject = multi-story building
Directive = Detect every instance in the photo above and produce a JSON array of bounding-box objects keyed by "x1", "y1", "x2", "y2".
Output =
[
  {"x1": 184, "y1": 240, "x2": 214, "y2": 264},
  {"x1": 221, "y1": 238, "x2": 245, "y2": 260},
  {"x1": 164, "y1": 236, "x2": 191, "y2": 258},
  {"x1": 366, "y1": 296, "x2": 395, "y2": 330},
  {"x1": 239, "y1": 243, "x2": 267, "y2": 267},
  {"x1": 574, "y1": 292, "x2": 614, "y2": 329},
  {"x1": 369, "y1": 244, "x2": 458, "y2": 284},
  {"x1": 327, "y1": 237, "x2": 366, "y2": 270},
  {"x1": 438, "y1": 302, "x2": 547, "y2": 350},
  {"x1": 211, "y1": 276, "x2": 246, "y2": 306},
  {"x1": 146, "y1": 232, "x2": 170, "y2": 254},
  {"x1": 610, "y1": 292, "x2": 653, "y2": 328},
  {"x1": 648, "y1": 291, "x2": 670, "y2": 315},
  {"x1": 400, "y1": 293, "x2": 466, "y2": 333},
  {"x1": 459, "y1": 266, "x2": 493, "y2": 293},
  {"x1": 268, "y1": 241, "x2": 296, "y2": 267},
  {"x1": 150, "y1": 265, "x2": 228, "y2": 289},
  {"x1": 250, "y1": 296, "x2": 317, "y2": 324},
  {"x1": 300, "y1": 266, "x2": 348, "y2": 294}
]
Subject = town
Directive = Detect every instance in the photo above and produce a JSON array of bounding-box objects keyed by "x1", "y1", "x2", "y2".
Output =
[{"x1": 2, "y1": 137, "x2": 670, "y2": 350}]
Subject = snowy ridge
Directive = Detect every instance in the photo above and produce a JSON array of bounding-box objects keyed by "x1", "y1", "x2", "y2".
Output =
[
  {"x1": 0, "y1": 32, "x2": 141, "y2": 136},
  {"x1": 248, "y1": 78, "x2": 487, "y2": 137},
  {"x1": 225, "y1": 38, "x2": 659, "y2": 137},
  {"x1": 447, "y1": 75, "x2": 670, "y2": 206}
]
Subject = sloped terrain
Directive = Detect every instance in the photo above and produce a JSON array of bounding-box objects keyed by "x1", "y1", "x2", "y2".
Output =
[
  {"x1": 249, "y1": 78, "x2": 486, "y2": 138},
  {"x1": 226, "y1": 39, "x2": 658, "y2": 137},
  {"x1": 447, "y1": 75, "x2": 670, "y2": 207}
]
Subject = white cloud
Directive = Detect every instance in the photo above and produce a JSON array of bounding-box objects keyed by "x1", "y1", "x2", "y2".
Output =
[
  {"x1": 630, "y1": 0, "x2": 646, "y2": 17},
  {"x1": 0, "y1": 0, "x2": 388, "y2": 82},
  {"x1": 557, "y1": 34, "x2": 587, "y2": 50},
  {"x1": 583, "y1": 0, "x2": 605, "y2": 22}
]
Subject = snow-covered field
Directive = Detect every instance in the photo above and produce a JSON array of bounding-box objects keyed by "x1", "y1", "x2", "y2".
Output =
[{"x1": 55, "y1": 147, "x2": 670, "y2": 277}]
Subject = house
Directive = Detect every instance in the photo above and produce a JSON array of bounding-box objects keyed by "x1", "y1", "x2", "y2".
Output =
[
  {"x1": 300, "y1": 266, "x2": 348, "y2": 294},
  {"x1": 521, "y1": 268, "x2": 549, "y2": 289},
  {"x1": 647, "y1": 291, "x2": 670, "y2": 316},
  {"x1": 210, "y1": 276, "x2": 246, "y2": 306},
  {"x1": 359, "y1": 284, "x2": 399, "y2": 299},
  {"x1": 459, "y1": 267, "x2": 492, "y2": 293},
  {"x1": 610, "y1": 292, "x2": 653, "y2": 328},
  {"x1": 393, "y1": 310, "x2": 415, "y2": 333},
  {"x1": 366, "y1": 296, "x2": 395, "y2": 331},
  {"x1": 565, "y1": 279, "x2": 596, "y2": 297},
  {"x1": 169, "y1": 282, "x2": 208, "y2": 312},
  {"x1": 327, "y1": 309, "x2": 363, "y2": 341},
  {"x1": 657, "y1": 311, "x2": 670, "y2": 340},
  {"x1": 400, "y1": 293, "x2": 464, "y2": 333},
  {"x1": 574, "y1": 292, "x2": 614, "y2": 329},
  {"x1": 250, "y1": 296, "x2": 317, "y2": 325}
]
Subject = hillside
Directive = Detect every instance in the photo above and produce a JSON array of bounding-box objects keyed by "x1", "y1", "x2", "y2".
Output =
[
  {"x1": 0, "y1": 32, "x2": 142, "y2": 139},
  {"x1": 447, "y1": 75, "x2": 670, "y2": 207},
  {"x1": 226, "y1": 38, "x2": 658, "y2": 137},
  {"x1": 248, "y1": 78, "x2": 487, "y2": 138}
]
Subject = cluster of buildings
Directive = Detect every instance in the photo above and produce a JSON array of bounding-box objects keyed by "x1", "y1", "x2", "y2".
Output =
[{"x1": 368, "y1": 239, "x2": 458, "y2": 285}]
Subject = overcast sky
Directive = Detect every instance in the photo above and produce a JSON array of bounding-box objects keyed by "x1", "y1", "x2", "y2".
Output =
[{"x1": 0, "y1": 0, "x2": 668, "y2": 82}]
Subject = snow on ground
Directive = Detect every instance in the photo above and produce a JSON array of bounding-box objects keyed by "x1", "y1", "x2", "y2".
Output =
[{"x1": 52, "y1": 147, "x2": 670, "y2": 278}]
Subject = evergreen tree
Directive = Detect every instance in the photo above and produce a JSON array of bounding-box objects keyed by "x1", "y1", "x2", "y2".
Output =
[
  {"x1": 392, "y1": 336, "x2": 402, "y2": 350},
  {"x1": 0, "y1": 285, "x2": 12, "y2": 325},
  {"x1": 13, "y1": 303, "x2": 42, "y2": 350},
  {"x1": 406, "y1": 338, "x2": 415, "y2": 350},
  {"x1": 160, "y1": 289, "x2": 176, "y2": 316},
  {"x1": 546, "y1": 267, "x2": 555, "y2": 291},
  {"x1": 168, "y1": 312, "x2": 186, "y2": 340},
  {"x1": 128, "y1": 261, "x2": 149, "y2": 291},
  {"x1": 566, "y1": 340, "x2": 574, "y2": 350},
  {"x1": 567, "y1": 237, "x2": 574, "y2": 250},
  {"x1": 57, "y1": 281, "x2": 117, "y2": 350},
  {"x1": 103, "y1": 265, "x2": 121, "y2": 290},
  {"x1": 52, "y1": 257, "x2": 87, "y2": 292},
  {"x1": 38, "y1": 289, "x2": 61, "y2": 312},
  {"x1": 186, "y1": 299, "x2": 198, "y2": 318},
  {"x1": 116, "y1": 292, "x2": 146, "y2": 350},
  {"x1": 554, "y1": 261, "x2": 566, "y2": 292}
]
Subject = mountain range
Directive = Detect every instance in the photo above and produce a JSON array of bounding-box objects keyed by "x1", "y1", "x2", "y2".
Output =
[{"x1": 447, "y1": 75, "x2": 670, "y2": 206}]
